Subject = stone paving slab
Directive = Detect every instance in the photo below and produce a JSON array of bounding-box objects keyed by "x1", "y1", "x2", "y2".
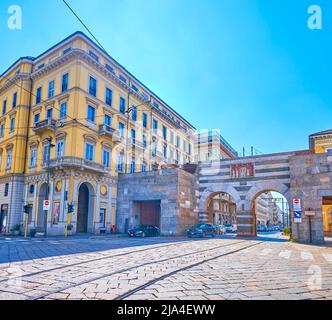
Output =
[{"x1": 0, "y1": 237, "x2": 331, "y2": 300}]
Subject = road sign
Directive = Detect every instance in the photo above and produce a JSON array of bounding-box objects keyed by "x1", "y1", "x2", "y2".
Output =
[
  {"x1": 43, "y1": 200, "x2": 50, "y2": 211},
  {"x1": 293, "y1": 199, "x2": 302, "y2": 212},
  {"x1": 294, "y1": 211, "x2": 302, "y2": 224},
  {"x1": 305, "y1": 211, "x2": 315, "y2": 216},
  {"x1": 294, "y1": 211, "x2": 302, "y2": 218}
]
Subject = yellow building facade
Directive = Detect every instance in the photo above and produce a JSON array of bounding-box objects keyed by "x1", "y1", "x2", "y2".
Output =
[
  {"x1": 309, "y1": 129, "x2": 332, "y2": 154},
  {"x1": 0, "y1": 32, "x2": 195, "y2": 235},
  {"x1": 310, "y1": 129, "x2": 332, "y2": 236}
]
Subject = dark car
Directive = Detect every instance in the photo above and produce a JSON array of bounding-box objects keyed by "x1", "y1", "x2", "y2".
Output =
[
  {"x1": 128, "y1": 225, "x2": 160, "y2": 238},
  {"x1": 187, "y1": 223, "x2": 216, "y2": 238}
]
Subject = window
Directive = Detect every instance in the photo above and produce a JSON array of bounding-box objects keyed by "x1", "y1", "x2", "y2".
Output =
[
  {"x1": 104, "y1": 114, "x2": 112, "y2": 127},
  {"x1": 59, "y1": 102, "x2": 67, "y2": 119},
  {"x1": 152, "y1": 139, "x2": 157, "y2": 156},
  {"x1": 48, "y1": 80, "x2": 55, "y2": 98},
  {"x1": 99, "y1": 208, "x2": 106, "y2": 228},
  {"x1": 105, "y1": 88, "x2": 112, "y2": 106},
  {"x1": 142, "y1": 112, "x2": 148, "y2": 128},
  {"x1": 153, "y1": 119, "x2": 158, "y2": 133},
  {"x1": 6, "y1": 150, "x2": 12, "y2": 169},
  {"x1": 176, "y1": 150, "x2": 180, "y2": 162},
  {"x1": 131, "y1": 129, "x2": 136, "y2": 143},
  {"x1": 30, "y1": 147, "x2": 37, "y2": 167},
  {"x1": 89, "y1": 76, "x2": 97, "y2": 97},
  {"x1": 188, "y1": 143, "x2": 192, "y2": 155},
  {"x1": 89, "y1": 50, "x2": 99, "y2": 62},
  {"x1": 130, "y1": 159, "x2": 136, "y2": 173},
  {"x1": 56, "y1": 140, "x2": 65, "y2": 158},
  {"x1": 4, "y1": 183, "x2": 9, "y2": 197},
  {"x1": 118, "y1": 122, "x2": 125, "y2": 138},
  {"x1": 12, "y1": 92, "x2": 17, "y2": 108},
  {"x1": 162, "y1": 125, "x2": 167, "y2": 140},
  {"x1": 170, "y1": 131, "x2": 174, "y2": 145},
  {"x1": 61, "y1": 73, "x2": 69, "y2": 93},
  {"x1": 87, "y1": 105, "x2": 96, "y2": 122},
  {"x1": 10, "y1": 118, "x2": 15, "y2": 133},
  {"x1": 131, "y1": 106, "x2": 137, "y2": 121},
  {"x1": 34, "y1": 113, "x2": 40, "y2": 124},
  {"x1": 105, "y1": 63, "x2": 114, "y2": 74},
  {"x1": 176, "y1": 136, "x2": 180, "y2": 148},
  {"x1": 36, "y1": 87, "x2": 42, "y2": 104},
  {"x1": 2, "y1": 100, "x2": 7, "y2": 116},
  {"x1": 119, "y1": 97, "x2": 126, "y2": 114},
  {"x1": 131, "y1": 84, "x2": 138, "y2": 92},
  {"x1": 85, "y1": 143, "x2": 94, "y2": 161},
  {"x1": 183, "y1": 140, "x2": 187, "y2": 152},
  {"x1": 42, "y1": 145, "x2": 50, "y2": 165},
  {"x1": 47, "y1": 108, "x2": 53, "y2": 119},
  {"x1": 103, "y1": 149, "x2": 110, "y2": 167},
  {"x1": 119, "y1": 75, "x2": 127, "y2": 84},
  {"x1": 142, "y1": 135, "x2": 147, "y2": 149},
  {"x1": 163, "y1": 144, "x2": 167, "y2": 158},
  {"x1": 170, "y1": 147, "x2": 174, "y2": 159},
  {"x1": 141, "y1": 163, "x2": 146, "y2": 172},
  {"x1": 117, "y1": 153, "x2": 124, "y2": 172},
  {"x1": 0, "y1": 124, "x2": 4, "y2": 137},
  {"x1": 63, "y1": 47, "x2": 72, "y2": 55}
]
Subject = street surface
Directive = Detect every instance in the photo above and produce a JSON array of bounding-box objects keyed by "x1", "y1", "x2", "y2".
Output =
[{"x1": 0, "y1": 235, "x2": 331, "y2": 300}]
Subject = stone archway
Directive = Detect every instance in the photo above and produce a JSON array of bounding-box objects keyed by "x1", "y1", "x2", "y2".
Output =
[
  {"x1": 242, "y1": 181, "x2": 290, "y2": 237},
  {"x1": 76, "y1": 182, "x2": 95, "y2": 233},
  {"x1": 199, "y1": 184, "x2": 242, "y2": 223}
]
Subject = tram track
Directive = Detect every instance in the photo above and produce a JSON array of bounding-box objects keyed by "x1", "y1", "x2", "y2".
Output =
[
  {"x1": 0, "y1": 238, "x2": 217, "y2": 283},
  {"x1": 28, "y1": 240, "x2": 262, "y2": 300},
  {"x1": 115, "y1": 241, "x2": 263, "y2": 300}
]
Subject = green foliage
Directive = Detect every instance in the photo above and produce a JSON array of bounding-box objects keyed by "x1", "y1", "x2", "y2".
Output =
[{"x1": 283, "y1": 227, "x2": 290, "y2": 235}]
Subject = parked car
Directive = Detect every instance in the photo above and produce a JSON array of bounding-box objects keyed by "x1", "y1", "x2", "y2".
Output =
[
  {"x1": 187, "y1": 224, "x2": 216, "y2": 238},
  {"x1": 224, "y1": 224, "x2": 236, "y2": 233},
  {"x1": 213, "y1": 224, "x2": 226, "y2": 235},
  {"x1": 257, "y1": 225, "x2": 268, "y2": 232},
  {"x1": 128, "y1": 225, "x2": 160, "y2": 238}
]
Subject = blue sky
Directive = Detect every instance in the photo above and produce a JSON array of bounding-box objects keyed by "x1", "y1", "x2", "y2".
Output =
[{"x1": 0, "y1": 0, "x2": 331, "y2": 155}]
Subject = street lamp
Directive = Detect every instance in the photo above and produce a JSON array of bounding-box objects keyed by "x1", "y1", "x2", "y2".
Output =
[{"x1": 44, "y1": 137, "x2": 55, "y2": 237}]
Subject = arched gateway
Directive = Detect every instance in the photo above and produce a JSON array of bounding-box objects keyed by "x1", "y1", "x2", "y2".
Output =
[{"x1": 198, "y1": 152, "x2": 292, "y2": 237}]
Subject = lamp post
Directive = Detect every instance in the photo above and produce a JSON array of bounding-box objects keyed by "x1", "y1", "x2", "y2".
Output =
[{"x1": 44, "y1": 137, "x2": 55, "y2": 238}]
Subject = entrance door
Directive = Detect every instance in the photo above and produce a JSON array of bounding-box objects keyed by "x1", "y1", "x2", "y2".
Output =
[
  {"x1": 37, "y1": 184, "x2": 47, "y2": 232},
  {"x1": 77, "y1": 184, "x2": 89, "y2": 233},
  {"x1": 139, "y1": 201, "x2": 161, "y2": 228},
  {"x1": 0, "y1": 204, "x2": 8, "y2": 233}
]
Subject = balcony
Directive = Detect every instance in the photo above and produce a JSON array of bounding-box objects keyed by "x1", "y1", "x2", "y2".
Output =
[
  {"x1": 127, "y1": 138, "x2": 144, "y2": 150},
  {"x1": 99, "y1": 125, "x2": 123, "y2": 143},
  {"x1": 33, "y1": 119, "x2": 56, "y2": 133},
  {"x1": 47, "y1": 156, "x2": 109, "y2": 175}
]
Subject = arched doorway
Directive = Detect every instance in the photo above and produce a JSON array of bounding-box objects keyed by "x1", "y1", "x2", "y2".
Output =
[
  {"x1": 37, "y1": 183, "x2": 48, "y2": 232},
  {"x1": 77, "y1": 183, "x2": 95, "y2": 233},
  {"x1": 206, "y1": 192, "x2": 237, "y2": 233},
  {"x1": 252, "y1": 190, "x2": 290, "y2": 238}
]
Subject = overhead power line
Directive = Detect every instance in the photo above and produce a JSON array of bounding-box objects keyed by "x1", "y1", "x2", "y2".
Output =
[{"x1": 61, "y1": 0, "x2": 107, "y2": 52}]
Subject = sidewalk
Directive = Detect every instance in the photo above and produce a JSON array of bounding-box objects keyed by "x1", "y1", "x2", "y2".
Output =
[{"x1": 0, "y1": 233, "x2": 129, "y2": 242}]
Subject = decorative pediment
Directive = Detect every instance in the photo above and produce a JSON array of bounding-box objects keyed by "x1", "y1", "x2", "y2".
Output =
[
  {"x1": 55, "y1": 131, "x2": 67, "y2": 140},
  {"x1": 83, "y1": 134, "x2": 98, "y2": 144}
]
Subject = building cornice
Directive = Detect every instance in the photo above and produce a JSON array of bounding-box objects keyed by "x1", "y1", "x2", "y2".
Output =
[{"x1": 0, "y1": 73, "x2": 31, "y2": 95}]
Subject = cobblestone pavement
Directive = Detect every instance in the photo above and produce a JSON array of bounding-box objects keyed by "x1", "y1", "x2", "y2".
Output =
[{"x1": 0, "y1": 236, "x2": 331, "y2": 300}]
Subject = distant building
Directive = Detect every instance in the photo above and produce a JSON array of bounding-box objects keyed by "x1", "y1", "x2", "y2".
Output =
[
  {"x1": 309, "y1": 129, "x2": 332, "y2": 154},
  {"x1": 195, "y1": 129, "x2": 238, "y2": 162}
]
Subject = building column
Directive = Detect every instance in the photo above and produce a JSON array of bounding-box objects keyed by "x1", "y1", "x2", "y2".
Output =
[{"x1": 236, "y1": 210, "x2": 256, "y2": 237}]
